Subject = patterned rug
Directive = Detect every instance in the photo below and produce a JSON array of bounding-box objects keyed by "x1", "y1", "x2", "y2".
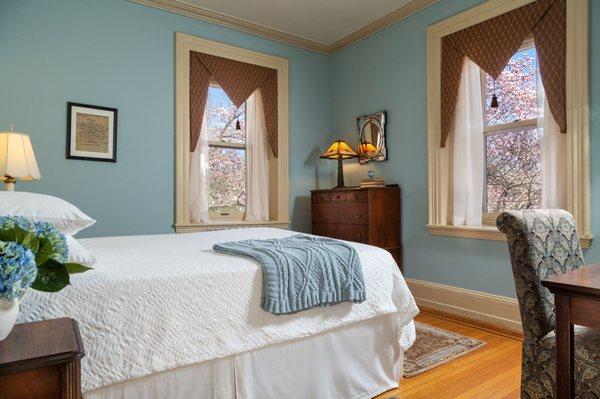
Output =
[{"x1": 403, "y1": 322, "x2": 486, "y2": 378}]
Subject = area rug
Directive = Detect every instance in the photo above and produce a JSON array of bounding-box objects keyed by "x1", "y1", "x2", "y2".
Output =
[{"x1": 403, "y1": 322, "x2": 486, "y2": 377}]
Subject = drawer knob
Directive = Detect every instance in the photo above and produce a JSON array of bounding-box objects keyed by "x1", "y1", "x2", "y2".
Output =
[
  {"x1": 354, "y1": 211, "x2": 361, "y2": 218},
  {"x1": 316, "y1": 212, "x2": 321, "y2": 218},
  {"x1": 355, "y1": 233, "x2": 362, "y2": 240}
]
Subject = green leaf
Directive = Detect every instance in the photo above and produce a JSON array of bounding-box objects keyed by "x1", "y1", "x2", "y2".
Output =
[
  {"x1": 0, "y1": 227, "x2": 40, "y2": 253},
  {"x1": 65, "y1": 263, "x2": 93, "y2": 274},
  {"x1": 31, "y1": 259, "x2": 70, "y2": 292},
  {"x1": 15, "y1": 229, "x2": 40, "y2": 253},
  {"x1": 35, "y1": 237, "x2": 54, "y2": 265},
  {"x1": 0, "y1": 228, "x2": 17, "y2": 242}
]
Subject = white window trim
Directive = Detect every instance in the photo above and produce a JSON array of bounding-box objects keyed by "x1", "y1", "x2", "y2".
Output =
[
  {"x1": 426, "y1": 0, "x2": 592, "y2": 248},
  {"x1": 174, "y1": 33, "x2": 290, "y2": 232}
]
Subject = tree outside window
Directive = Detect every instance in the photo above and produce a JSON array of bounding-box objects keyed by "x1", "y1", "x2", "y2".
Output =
[
  {"x1": 483, "y1": 43, "x2": 542, "y2": 214},
  {"x1": 206, "y1": 84, "x2": 246, "y2": 218}
]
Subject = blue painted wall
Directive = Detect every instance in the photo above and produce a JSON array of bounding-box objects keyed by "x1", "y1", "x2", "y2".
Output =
[
  {"x1": 0, "y1": 0, "x2": 332, "y2": 237},
  {"x1": 2, "y1": 0, "x2": 597, "y2": 298},
  {"x1": 330, "y1": 0, "x2": 600, "y2": 298}
]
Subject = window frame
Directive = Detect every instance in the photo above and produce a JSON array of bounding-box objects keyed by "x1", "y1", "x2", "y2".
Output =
[
  {"x1": 480, "y1": 39, "x2": 540, "y2": 223},
  {"x1": 175, "y1": 33, "x2": 290, "y2": 232},
  {"x1": 426, "y1": 0, "x2": 592, "y2": 248}
]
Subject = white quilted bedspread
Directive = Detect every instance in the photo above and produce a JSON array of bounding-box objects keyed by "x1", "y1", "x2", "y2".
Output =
[{"x1": 18, "y1": 228, "x2": 418, "y2": 392}]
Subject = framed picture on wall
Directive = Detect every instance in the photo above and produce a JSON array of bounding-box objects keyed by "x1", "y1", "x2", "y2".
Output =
[{"x1": 66, "y1": 102, "x2": 118, "y2": 162}]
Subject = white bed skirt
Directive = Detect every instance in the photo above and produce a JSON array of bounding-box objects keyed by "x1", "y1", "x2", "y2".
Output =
[{"x1": 85, "y1": 314, "x2": 404, "y2": 399}]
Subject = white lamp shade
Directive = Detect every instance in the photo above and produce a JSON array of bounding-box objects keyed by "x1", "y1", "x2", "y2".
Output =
[{"x1": 0, "y1": 132, "x2": 41, "y2": 181}]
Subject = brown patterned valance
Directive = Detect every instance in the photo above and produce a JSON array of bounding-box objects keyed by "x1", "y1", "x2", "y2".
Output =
[
  {"x1": 440, "y1": 0, "x2": 566, "y2": 147},
  {"x1": 189, "y1": 52, "x2": 278, "y2": 156}
]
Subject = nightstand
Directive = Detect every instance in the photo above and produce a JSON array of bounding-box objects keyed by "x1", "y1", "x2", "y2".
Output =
[{"x1": 0, "y1": 318, "x2": 85, "y2": 399}]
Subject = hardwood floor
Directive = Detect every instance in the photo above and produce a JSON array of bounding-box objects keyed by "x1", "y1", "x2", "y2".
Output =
[{"x1": 375, "y1": 312, "x2": 523, "y2": 399}]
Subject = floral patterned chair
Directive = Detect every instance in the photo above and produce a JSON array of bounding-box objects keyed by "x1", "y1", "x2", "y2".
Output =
[{"x1": 497, "y1": 209, "x2": 600, "y2": 398}]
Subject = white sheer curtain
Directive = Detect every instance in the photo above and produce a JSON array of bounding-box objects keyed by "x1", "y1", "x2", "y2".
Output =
[
  {"x1": 538, "y1": 78, "x2": 566, "y2": 209},
  {"x1": 190, "y1": 108, "x2": 211, "y2": 223},
  {"x1": 452, "y1": 57, "x2": 484, "y2": 227},
  {"x1": 245, "y1": 90, "x2": 269, "y2": 222}
]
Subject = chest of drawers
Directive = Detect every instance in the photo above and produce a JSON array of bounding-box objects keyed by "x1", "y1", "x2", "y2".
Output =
[{"x1": 311, "y1": 186, "x2": 402, "y2": 271}]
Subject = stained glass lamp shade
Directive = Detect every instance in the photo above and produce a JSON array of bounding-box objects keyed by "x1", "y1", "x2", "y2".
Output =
[{"x1": 320, "y1": 140, "x2": 358, "y2": 188}]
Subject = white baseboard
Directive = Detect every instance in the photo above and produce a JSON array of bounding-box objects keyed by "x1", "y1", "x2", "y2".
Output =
[{"x1": 405, "y1": 278, "x2": 522, "y2": 332}]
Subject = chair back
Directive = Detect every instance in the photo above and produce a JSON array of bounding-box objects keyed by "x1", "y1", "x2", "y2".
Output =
[{"x1": 497, "y1": 209, "x2": 584, "y2": 342}]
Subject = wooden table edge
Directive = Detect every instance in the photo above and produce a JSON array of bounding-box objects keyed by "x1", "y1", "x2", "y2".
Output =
[{"x1": 0, "y1": 318, "x2": 85, "y2": 375}]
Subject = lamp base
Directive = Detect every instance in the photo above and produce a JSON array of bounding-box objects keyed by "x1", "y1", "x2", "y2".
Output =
[
  {"x1": 3, "y1": 176, "x2": 15, "y2": 191},
  {"x1": 335, "y1": 158, "x2": 345, "y2": 188}
]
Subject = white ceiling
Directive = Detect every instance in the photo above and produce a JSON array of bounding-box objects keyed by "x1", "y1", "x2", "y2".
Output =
[{"x1": 181, "y1": 0, "x2": 415, "y2": 45}]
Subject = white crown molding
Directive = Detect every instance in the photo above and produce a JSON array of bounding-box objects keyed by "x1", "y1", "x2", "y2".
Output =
[
  {"x1": 129, "y1": 0, "x2": 438, "y2": 54},
  {"x1": 329, "y1": 0, "x2": 439, "y2": 53}
]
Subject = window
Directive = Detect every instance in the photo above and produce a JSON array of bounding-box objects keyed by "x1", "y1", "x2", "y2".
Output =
[
  {"x1": 206, "y1": 84, "x2": 246, "y2": 219},
  {"x1": 175, "y1": 33, "x2": 290, "y2": 233},
  {"x1": 426, "y1": 0, "x2": 591, "y2": 247},
  {"x1": 483, "y1": 43, "x2": 542, "y2": 217}
]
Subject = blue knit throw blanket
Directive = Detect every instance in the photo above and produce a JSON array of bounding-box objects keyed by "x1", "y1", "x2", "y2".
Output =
[{"x1": 213, "y1": 235, "x2": 366, "y2": 315}]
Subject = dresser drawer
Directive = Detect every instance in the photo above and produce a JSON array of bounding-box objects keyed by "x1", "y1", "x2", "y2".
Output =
[
  {"x1": 312, "y1": 204, "x2": 367, "y2": 225},
  {"x1": 312, "y1": 192, "x2": 331, "y2": 203},
  {"x1": 344, "y1": 191, "x2": 367, "y2": 202},
  {"x1": 312, "y1": 223, "x2": 367, "y2": 243},
  {"x1": 331, "y1": 191, "x2": 346, "y2": 202}
]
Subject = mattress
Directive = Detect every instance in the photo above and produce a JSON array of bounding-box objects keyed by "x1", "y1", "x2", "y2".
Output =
[{"x1": 18, "y1": 227, "x2": 418, "y2": 392}]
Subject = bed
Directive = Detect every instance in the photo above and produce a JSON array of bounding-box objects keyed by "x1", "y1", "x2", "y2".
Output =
[{"x1": 17, "y1": 227, "x2": 418, "y2": 399}]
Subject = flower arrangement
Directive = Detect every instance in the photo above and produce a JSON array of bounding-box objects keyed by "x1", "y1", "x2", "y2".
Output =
[
  {"x1": 0, "y1": 216, "x2": 91, "y2": 299},
  {"x1": 0, "y1": 241, "x2": 37, "y2": 300}
]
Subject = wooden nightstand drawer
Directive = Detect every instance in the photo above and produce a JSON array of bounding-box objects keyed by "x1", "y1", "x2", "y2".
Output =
[
  {"x1": 312, "y1": 204, "x2": 366, "y2": 225},
  {"x1": 312, "y1": 223, "x2": 367, "y2": 243}
]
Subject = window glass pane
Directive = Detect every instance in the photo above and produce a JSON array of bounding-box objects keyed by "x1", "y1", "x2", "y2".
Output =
[
  {"x1": 484, "y1": 47, "x2": 538, "y2": 126},
  {"x1": 485, "y1": 127, "x2": 542, "y2": 212},
  {"x1": 206, "y1": 84, "x2": 246, "y2": 144},
  {"x1": 208, "y1": 147, "x2": 246, "y2": 214}
]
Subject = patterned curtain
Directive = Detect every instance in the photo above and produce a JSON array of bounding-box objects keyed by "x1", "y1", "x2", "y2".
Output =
[
  {"x1": 189, "y1": 52, "x2": 278, "y2": 156},
  {"x1": 439, "y1": 0, "x2": 566, "y2": 148}
]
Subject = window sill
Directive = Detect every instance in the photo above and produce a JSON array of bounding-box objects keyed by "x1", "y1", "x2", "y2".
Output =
[
  {"x1": 427, "y1": 224, "x2": 592, "y2": 249},
  {"x1": 175, "y1": 220, "x2": 290, "y2": 233}
]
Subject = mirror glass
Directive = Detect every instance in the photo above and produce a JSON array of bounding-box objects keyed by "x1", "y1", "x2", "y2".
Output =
[{"x1": 356, "y1": 111, "x2": 387, "y2": 163}]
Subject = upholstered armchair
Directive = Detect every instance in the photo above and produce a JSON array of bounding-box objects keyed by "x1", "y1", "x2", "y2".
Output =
[{"x1": 497, "y1": 210, "x2": 600, "y2": 398}]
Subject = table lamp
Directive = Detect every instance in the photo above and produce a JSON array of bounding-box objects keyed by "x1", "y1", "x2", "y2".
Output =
[
  {"x1": 320, "y1": 139, "x2": 358, "y2": 189},
  {"x1": 0, "y1": 126, "x2": 41, "y2": 191}
]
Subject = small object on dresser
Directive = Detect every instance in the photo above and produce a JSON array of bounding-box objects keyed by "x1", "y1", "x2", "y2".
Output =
[
  {"x1": 0, "y1": 318, "x2": 85, "y2": 399},
  {"x1": 360, "y1": 178, "x2": 385, "y2": 188}
]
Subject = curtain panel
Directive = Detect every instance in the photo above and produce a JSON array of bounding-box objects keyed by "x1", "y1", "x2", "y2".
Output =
[
  {"x1": 439, "y1": 0, "x2": 566, "y2": 147},
  {"x1": 189, "y1": 52, "x2": 279, "y2": 157}
]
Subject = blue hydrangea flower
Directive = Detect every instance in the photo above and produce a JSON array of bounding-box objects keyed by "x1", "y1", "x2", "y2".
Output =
[
  {"x1": 0, "y1": 216, "x2": 67, "y2": 263},
  {"x1": 0, "y1": 241, "x2": 37, "y2": 301}
]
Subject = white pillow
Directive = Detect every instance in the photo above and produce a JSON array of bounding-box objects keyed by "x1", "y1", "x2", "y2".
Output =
[
  {"x1": 0, "y1": 191, "x2": 95, "y2": 235},
  {"x1": 66, "y1": 236, "x2": 97, "y2": 267}
]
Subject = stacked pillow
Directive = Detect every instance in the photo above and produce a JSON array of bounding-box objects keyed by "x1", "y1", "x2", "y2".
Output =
[{"x1": 0, "y1": 192, "x2": 97, "y2": 266}]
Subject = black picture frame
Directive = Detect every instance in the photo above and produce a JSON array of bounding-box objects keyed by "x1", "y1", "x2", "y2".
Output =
[{"x1": 66, "y1": 102, "x2": 118, "y2": 162}]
